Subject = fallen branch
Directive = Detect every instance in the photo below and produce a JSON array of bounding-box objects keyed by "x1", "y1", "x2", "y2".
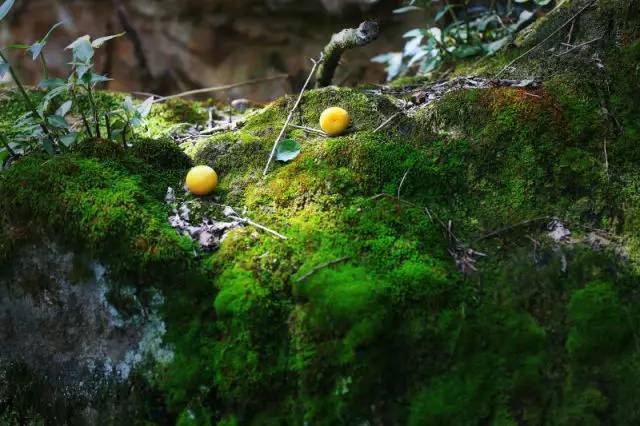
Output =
[
  {"x1": 555, "y1": 37, "x2": 602, "y2": 56},
  {"x1": 263, "y1": 56, "x2": 323, "y2": 177},
  {"x1": 495, "y1": 1, "x2": 596, "y2": 77},
  {"x1": 296, "y1": 256, "x2": 350, "y2": 283},
  {"x1": 315, "y1": 21, "x2": 379, "y2": 88},
  {"x1": 153, "y1": 74, "x2": 290, "y2": 104},
  {"x1": 223, "y1": 206, "x2": 288, "y2": 240},
  {"x1": 471, "y1": 216, "x2": 551, "y2": 245},
  {"x1": 374, "y1": 112, "x2": 401, "y2": 133},
  {"x1": 231, "y1": 215, "x2": 288, "y2": 240},
  {"x1": 397, "y1": 168, "x2": 411, "y2": 198},
  {"x1": 289, "y1": 124, "x2": 327, "y2": 136}
]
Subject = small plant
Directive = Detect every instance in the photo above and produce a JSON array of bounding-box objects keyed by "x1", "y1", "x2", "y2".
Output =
[
  {"x1": 372, "y1": 0, "x2": 551, "y2": 81},
  {"x1": 108, "y1": 95, "x2": 154, "y2": 148},
  {"x1": 0, "y1": 0, "x2": 147, "y2": 165}
]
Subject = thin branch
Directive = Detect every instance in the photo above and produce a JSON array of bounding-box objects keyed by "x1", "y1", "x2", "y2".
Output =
[
  {"x1": 495, "y1": 1, "x2": 596, "y2": 77},
  {"x1": 263, "y1": 56, "x2": 323, "y2": 177},
  {"x1": 228, "y1": 215, "x2": 288, "y2": 240},
  {"x1": 555, "y1": 37, "x2": 602, "y2": 57},
  {"x1": 296, "y1": 256, "x2": 350, "y2": 283},
  {"x1": 153, "y1": 74, "x2": 290, "y2": 104},
  {"x1": 603, "y1": 137, "x2": 609, "y2": 179},
  {"x1": 374, "y1": 112, "x2": 401, "y2": 133},
  {"x1": 289, "y1": 124, "x2": 327, "y2": 136},
  {"x1": 397, "y1": 167, "x2": 411, "y2": 198},
  {"x1": 471, "y1": 216, "x2": 551, "y2": 245},
  {"x1": 315, "y1": 21, "x2": 378, "y2": 87}
]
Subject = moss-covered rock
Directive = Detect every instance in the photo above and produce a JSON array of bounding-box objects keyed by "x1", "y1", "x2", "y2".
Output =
[{"x1": 1, "y1": 0, "x2": 640, "y2": 423}]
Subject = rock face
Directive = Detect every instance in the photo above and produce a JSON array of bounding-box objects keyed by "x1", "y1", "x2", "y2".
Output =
[
  {"x1": 1, "y1": 0, "x2": 407, "y2": 100},
  {"x1": 0, "y1": 237, "x2": 172, "y2": 421}
]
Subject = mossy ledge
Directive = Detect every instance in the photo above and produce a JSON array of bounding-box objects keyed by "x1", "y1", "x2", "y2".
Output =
[{"x1": 1, "y1": 1, "x2": 640, "y2": 424}]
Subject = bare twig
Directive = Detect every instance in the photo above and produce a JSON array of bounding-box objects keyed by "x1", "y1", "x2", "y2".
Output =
[
  {"x1": 263, "y1": 56, "x2": 323, "y2": 177},
  {"x1": 495, "y1": 1, "x2": 596, "y2": 77},
  {"x1": 471, "y1": 216, "x2": 551, "y2": 245},
  {"x1": 366, "y1": 192, "x2": 485, "y2": 274},
  {"x1": 315, "y1": 21, "x2": 379, "y2": 87},
  {"x1": 373, "y1": 112, "x2": 401, "y2": 133},
  {"x1": 230, "y1": 215, "x2": 288, "y2": 240},
  {"x1": 603, "y1": 137, "x2": 609, "y2": 179},
  {"x1": 207, "y1": 107, "x2": 215, "y2": 129},
  {"x1": 154, "y1": 74, "x2": 290, "y2": 104},
  {"x1": 397, "y1": 168, "x2": 411, "y2": 198},
  {"x1": 132, "y1": 90, "x2": 162, "y2": 98},
  {"x1": 555, "y1": 37, "x2": 602, "y2": 56},
  {"x1": 222, "y1": 205, "x2": 288, "y2": 240},
  {"x1": 289, "y1": 124, "x2": 327, "y2": 136},
  {"x1": 296, "y1": 256, "x2": 350, "y2": 283},
  {"x1": 566, "y1": 18, "x2": 576, "y2": 45}
]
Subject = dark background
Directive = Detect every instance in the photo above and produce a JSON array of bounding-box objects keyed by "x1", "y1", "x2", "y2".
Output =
[{"x1": 1, "y1": 0, "x2": 420, "y2": 102}]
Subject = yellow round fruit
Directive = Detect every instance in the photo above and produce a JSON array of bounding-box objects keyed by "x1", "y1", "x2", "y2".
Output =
[
  {"x1": 319, "y1": 107, "x2": 350, "y2": 136},
  {"x1": 185, "y1": 165, "x2": 218, "y2": 196}
]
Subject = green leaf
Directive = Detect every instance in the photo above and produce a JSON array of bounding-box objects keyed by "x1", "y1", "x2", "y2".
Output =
[
  {"x1": 89, "y1": 73, "x2": 112, "y2": 84},
  {"x1": 91, "y1": 32, "x2": 125, "y2": 48},
  {"x1": 123, "y1": 96, "x2": 136, "y2": 114},
  {"x1": 66, "y1": 36, "x2": 94, "y2": 62},
  {"x1": 28, "y1": 42, "x2": 45, "y2": 61},
  {"x1": 47, "y1": 115, "x2": 69, "y2": 129},
  {"x1": 136, "y1": 96, "x2": 154, "y2": 118},
  {"x1": 75, "y1": 63, "x2": 92, "y2": 80},
  {"x1": 0, "y1": 0, "x2": 15, "y2": 22},
  {"x1": 0, "y1": 63, "x2": 9, "y2": 79},
  {"x1": 276, "y1": 138, "x2": 301, "y2": 162},
  {"x1": 8, "y1": 43, "x2": 29, "y2": 49},
  {"x1": 434, "y1": 5, "x2": 453, "y2": 22},
  {"x1": 38, "y1": 77, "x2": 66, "y2": 89},
  {"x1": 393, "y1": 5, "x2": 421, "y2": 14},
  {"x1": 59, "y1": 132, "x2": 78, "y2": 147},
  {"x1": 41, "y1": 138, "x2": 55, "y2": 155},
  {"x1": 56, "y1": 100, "x2": 72, "y2": 117},
  {"x1": 27, "y1": 22, "x2": 63, "y2": 60}
]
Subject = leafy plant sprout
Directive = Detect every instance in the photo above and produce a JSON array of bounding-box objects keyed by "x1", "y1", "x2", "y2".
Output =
[
  {"x1": 0, "y1": 0, "x2": 59, "y2": 152},
  {"x1": 0, "y1": 0, "x2": 136, "y2": 161},
  {"x1": 373, "y1": 0, "x2": 552, "y2": 81}
]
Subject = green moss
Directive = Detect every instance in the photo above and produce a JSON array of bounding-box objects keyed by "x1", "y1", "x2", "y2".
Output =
[
  {"x1": 3, "y1": 11, "x2": 640, "y2": 422},
  {"x1": 0, "y1": 152, "x2": 192, "y2": 276},
  {"x1": 129, "y1": 136, "x2": 193, "y2": 169},
  {"x1": 566, "y1": 280, "x2": 631, "y2": 362}
]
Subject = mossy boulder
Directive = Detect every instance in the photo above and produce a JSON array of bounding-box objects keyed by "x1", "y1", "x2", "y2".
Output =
[{"x1": 1, "y1": 0, "x2": 640, "y2": 423}]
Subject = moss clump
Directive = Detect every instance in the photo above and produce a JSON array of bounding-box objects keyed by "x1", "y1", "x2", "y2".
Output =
[
  {"x1": 74, "y1": 137, "x2": 125, "y2": 159},
  {"x1": 130, "y1": 136, "x2": 193, "y2": 169},
  {"x1": 0, "y1": 152, "x2": 192, "y2": 276}
]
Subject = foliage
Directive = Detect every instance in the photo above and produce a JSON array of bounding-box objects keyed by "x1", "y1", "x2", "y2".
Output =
[
  {"x1": 373, "y1": 0, "x2": 550, "y2": 80},
  {"x1": 0, "y1": 0, "x2": 151, "y2": 168}
]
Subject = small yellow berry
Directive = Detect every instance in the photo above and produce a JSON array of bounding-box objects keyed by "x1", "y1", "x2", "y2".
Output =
[
  {"x1": 319, "y1": 107, "x2": 350, "y2": 136},
  {"x1": 185, "y1": 165, "x2": 218, "y2": 196}
]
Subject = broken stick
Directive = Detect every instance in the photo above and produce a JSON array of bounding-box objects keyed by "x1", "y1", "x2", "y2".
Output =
[{"x1": 315, "y1": 21, "x2": 379, "y2": 88}]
